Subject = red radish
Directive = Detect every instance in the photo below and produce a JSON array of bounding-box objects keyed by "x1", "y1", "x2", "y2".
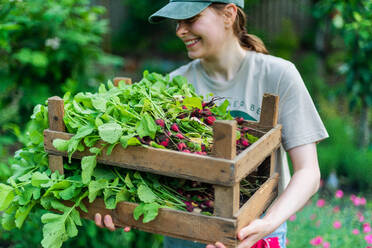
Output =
[
  {"x1": 166, "y1": 131, "x2": 172, "y2": 136},
  {"x1": 176, "y1": 133, "x2": 185, "y2": 139},
  {"x1": 202, "y1": 109, "x2": 212, "y2": 116},
  {"x1": 155, "y1": 119, "x2": 165, "y2": 127},
  {"x1": 241, "y1": 138, "x2": 250, "y2": 147},
  {"x1": 160, "y1": 138, "x2": 169, "y2": 147},
  {"x1": 235, "y1": 117, "x2": 244, "y2": 125},
  {"x1": 201, "y1": 144, "x2": 206, "y2": 151},
  {"x1": 183, "y1": 149, "x2": 191, "y2": 153},
  {"x1": 204, "y1": 200, "x2": 214, "y2": 208},
  {"x1": 177, "y1": 142, "x2": 187, "y2": 151},
  {"x1": 202, "y1": 102, "x2": 207, "y2": 108},
  {"x1": 205, "y1": 116, "x2": 216, "y2": 125},
  {"x1": 177, "y1": 113, "x2": 187, "y2": 119},
  {"x1": 182, "y1": 105, "x2": 187, "y2": 109},
  {"x1": 171, "y1": 123, "x2": 180, "y2": 132}
]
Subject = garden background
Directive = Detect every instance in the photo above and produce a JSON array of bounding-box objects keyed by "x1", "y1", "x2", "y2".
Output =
[{"x1": 0, "y1": 0, "x2": 371, "y2": 247}]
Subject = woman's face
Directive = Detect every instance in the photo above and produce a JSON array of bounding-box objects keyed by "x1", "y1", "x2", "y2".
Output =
[{"x1": 176, "y1": 7, "x2": 227, "y2": 60}]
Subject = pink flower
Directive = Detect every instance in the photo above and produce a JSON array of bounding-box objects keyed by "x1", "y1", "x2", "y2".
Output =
[
  {"x1": 286, "y1": 238, "x2": 289, "y2": 245},
  {"x1": 352, "y1": 229, "x2": 360, "y2": 235},
  {"x1": 335, "y1": 190, "x2": 344, "y2": 198},
  {"x1": 353, "y1": 197, "x2": 362, "y2": 206},
  {"x1": 359, "y1": 215, "x2": 365, "y2": 222},
  {"x1": 323, "y1": 241, "x2": 330, "y2": 248},
  {"x1": 333, "y1": 206, "x2": 340, "y2": 213},
  {"x1": 317, "y1": 199, "x2": 326, "y2": 207},
  {"x1": 364, "y1": 225, "x2": 371, "y2": 233},
  {"x1": 333, "y1": 220, "x2": 342, "y2": 229},
  {"x1": 310, "y1": 236, "x2": 323, "y2": 245},
  {"x1": 360, "y1": 197, "x2": 367, "y2": 206},
  {"x1": 350, "y1": 194, "x2": 357, "y2": 201},
  {"x1": 289, "y1": 214, "x2": 296, "y2": 221},
  {"x1": 363, "y1": 223, "x2": 371, "y2": 228},
  {"x1": 365, "y1": 234, "x2": 372, "y2": 244}
]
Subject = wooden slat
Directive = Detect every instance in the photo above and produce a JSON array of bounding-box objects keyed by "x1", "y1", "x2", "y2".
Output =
[
  {"x1": 47, "y1": 96, "x2": 65, "y2": 174},
  {"x1": 212, "y1": 120, "x2": 237, "y2": 160},
  {"x1": 79, "y1": 199, "x2": 238, "y2": 247},
  {"x1": 212, "y1": 120, "x2": 240, "y2": 218},
  {"x1": 259, "y1": 94, "x2": 279, "y2": 128},
  {"x1": 234, "y1": 173, "x2": 279, "y2": 230},
  {"x1": 234, "y1": 125, "x2": 282, "y2": 182},
  {"x1": 113, "y1": 77, "x2": 132, "y2": 86},
  {"x1": 43, "y1": 129, "x2": 236, "y2": 186}
]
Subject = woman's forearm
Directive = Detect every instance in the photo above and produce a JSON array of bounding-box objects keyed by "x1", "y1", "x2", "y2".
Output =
[{"x1": 262, "y1": 143, "x2": 321, "y2": 230}]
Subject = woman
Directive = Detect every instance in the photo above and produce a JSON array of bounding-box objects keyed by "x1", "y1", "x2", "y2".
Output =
[{"x1": 95, "y1": 1, "x2": 329, "y2": 247}]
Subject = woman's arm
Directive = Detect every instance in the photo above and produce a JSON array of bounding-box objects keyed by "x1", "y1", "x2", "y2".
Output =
[{"x1": 207, "y1": 142, "x2": 321, "y2": 248}]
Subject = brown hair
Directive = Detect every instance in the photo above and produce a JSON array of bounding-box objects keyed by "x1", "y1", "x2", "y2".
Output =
[{"x1": 210, "y1": 3, "x2": 269, "y2": 54}]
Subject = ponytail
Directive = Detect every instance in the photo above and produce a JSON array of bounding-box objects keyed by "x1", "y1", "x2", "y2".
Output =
[{"x1": 211, "y1": 4, "x2": 269, "y2": 54}]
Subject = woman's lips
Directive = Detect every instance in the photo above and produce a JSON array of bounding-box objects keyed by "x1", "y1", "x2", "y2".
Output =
[{"x1": 185, "y1": 38, "x2": 201, "y2": 48}]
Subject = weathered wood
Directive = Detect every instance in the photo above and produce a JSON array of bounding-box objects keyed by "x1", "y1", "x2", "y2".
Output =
[
  {"x1": 43, "y1": 129, "x2": 236, "y2": 186},
  {"x1": 214, "y1": 182, "x2": 240, "y2": 218},
  {"x1": 79, "y1": 199, "x2": 238, "y2": 247},
  {"x1": 113, "y1": 77, "x2": 132, "y2": 86},
  {"x1": 212, "y1": 120, "x2": 240, "y2": 218},
  {"x1": 259, "y1": 94, "x2": 279, "y2": 128},
  {"x1": 48, "y1": 96, "x2": 65, "y2": 132},
  {"x1": 234, "y1": 125, "x2": 282, "y2": 182},
  {"x1": 47, "y1": 96, "x2": 65, "y2": 174},
  {"x1": 212, "y1": 120, "x2": 237, "y2": 160},
  {"x1": 48, "y1": 155, "x2": 64, "y2": 175},
  {"x1": 234, "y1": 173, "x2": 279, "y2": 231}
]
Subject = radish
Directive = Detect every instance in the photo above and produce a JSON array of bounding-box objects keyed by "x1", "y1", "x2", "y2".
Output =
[
  {"x1": 177, "y1": 142, "x2": 187, "y2": 151},
  {"x1": 171, "y1": 123, "x2": 180, "y2": 132},
  {"x1": 175, "y1": 133, "x2": 185, "y2": 139},
  {"x1": 205, "y1": 116, "x2": 216, "y2": 125},
  {"x1": 155, "y1": 119, "x2": 165, "y2": 127}
]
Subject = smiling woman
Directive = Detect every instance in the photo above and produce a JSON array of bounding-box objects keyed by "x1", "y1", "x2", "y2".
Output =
[{"x1": 95, "y1": 1, "x2": 329, "y2": 248}]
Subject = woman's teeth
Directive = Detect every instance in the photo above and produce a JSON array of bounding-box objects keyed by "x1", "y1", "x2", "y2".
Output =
[{"x1": 185, "y1": 39, "x2": 200, "y2": 47}]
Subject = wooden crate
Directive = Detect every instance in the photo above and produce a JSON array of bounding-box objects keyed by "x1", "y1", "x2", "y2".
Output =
[{"x1": 43, "y1": 77, "x2": 282, "y2": 247}]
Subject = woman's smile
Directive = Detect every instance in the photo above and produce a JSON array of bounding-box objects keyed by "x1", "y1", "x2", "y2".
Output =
[{"x1": 184, "y1": 38, "x2": 201, "y2": 48}]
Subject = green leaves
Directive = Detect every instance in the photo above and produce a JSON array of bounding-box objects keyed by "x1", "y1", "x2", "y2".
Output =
[
  {"x1": 137, "y1": 184, "x2": 157, "y2": 203},
  {"x1": 183, "y1": 97, "x2": 202, "y2": 110},
  {"x1": 98, "y1": 123, "x2": 123, "y2": 144},
  {"x1": 31, "y1": 172, "x2": 50, "y2": 187},
  {"x1": 0, "y1": 183, "x2": 15, "y2": 211},
  {"x1": 88, "y1": 179, "x2": 108, "y2": 203},
  {"x1": 53, "y1": 139, "x2": 69, "y2": 152},
  {"x1": 81, "y1": 156, "x2": 97, "y2": 184},
  {"x1": 136, "y1": 112, "x2": 157, "y2": 139},
  {"x1": 133, "y1": 202, "x2": 160, "y2": 223}
]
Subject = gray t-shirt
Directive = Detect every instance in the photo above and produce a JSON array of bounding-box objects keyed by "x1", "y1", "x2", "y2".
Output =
[{"x1": 170, "y1": 50, "x2": 329, "y2": 193}]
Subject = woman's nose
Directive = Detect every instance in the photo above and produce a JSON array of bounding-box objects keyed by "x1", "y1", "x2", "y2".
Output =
[{"x1": 176, "y1": 21, "x2": 188, "y2": 38}]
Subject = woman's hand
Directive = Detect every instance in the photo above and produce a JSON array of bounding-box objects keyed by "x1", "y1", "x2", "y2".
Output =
[
  {"x1": 94, "y1": 213, "x2": 131, "y2": 232},
  {"x1": 206, "y1": 218, "x2": 275, "y2": 248}
]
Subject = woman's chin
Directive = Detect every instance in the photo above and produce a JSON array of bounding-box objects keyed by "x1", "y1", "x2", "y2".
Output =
[{"x1": 187, "y1": 50, "x2": 204, "y2": 60}]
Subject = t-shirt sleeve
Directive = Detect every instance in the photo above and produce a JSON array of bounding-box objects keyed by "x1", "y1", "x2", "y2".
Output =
[{"x1": 277, "y1": 63, "x2": 329, "y2": 151}]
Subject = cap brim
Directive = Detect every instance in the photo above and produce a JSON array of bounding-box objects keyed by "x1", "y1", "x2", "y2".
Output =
[{"x1": 149, "y1": 2, "x2": 211, "y2": 24}]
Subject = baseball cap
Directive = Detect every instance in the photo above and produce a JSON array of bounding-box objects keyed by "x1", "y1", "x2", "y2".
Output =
[{"x1": 149, "y1": 0, "x2": 244, "y2": 23}]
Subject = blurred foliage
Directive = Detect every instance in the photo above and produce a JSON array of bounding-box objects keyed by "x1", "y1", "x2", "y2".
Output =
[
  {"x1": 0, "y1": 0, "x2": 123, "y2": 172},
  {"x1": 0, "y1": 208, "x2": 163, "y2": 248},
  {"x1": 317, "y1": 101, "x2": 372, "y2": 191},
  {"x1": 0, "y1": 0, "x2": 123, "y2": 141},
  {"x1": 314, "y1": 0, "x2": 372, "y2": 147}
]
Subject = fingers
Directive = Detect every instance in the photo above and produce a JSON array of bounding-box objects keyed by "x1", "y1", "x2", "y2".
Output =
[
  {"x1": 206, "y1": 242, "x2": 226, "y2": 248},
  {"x1": 103, "y1": 214, "x2": 116, "y2": 231},
  {"x1": 237, "y1": 219, "x2": 261, "y2": 240},
  {"x1": 95, "y1": 213, "x2": 132, "y2": 233},
  {"x1": 94, "y1": 213, "x2": 104, "y2": 228}
]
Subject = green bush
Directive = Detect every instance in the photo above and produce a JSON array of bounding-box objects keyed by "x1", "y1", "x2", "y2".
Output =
[
  {"x1": 317, "y1": 103, "x2": 372, "y2": 191},
  {"x1": 0, "y1": 0, "x2": 122, "y2": 131}
]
